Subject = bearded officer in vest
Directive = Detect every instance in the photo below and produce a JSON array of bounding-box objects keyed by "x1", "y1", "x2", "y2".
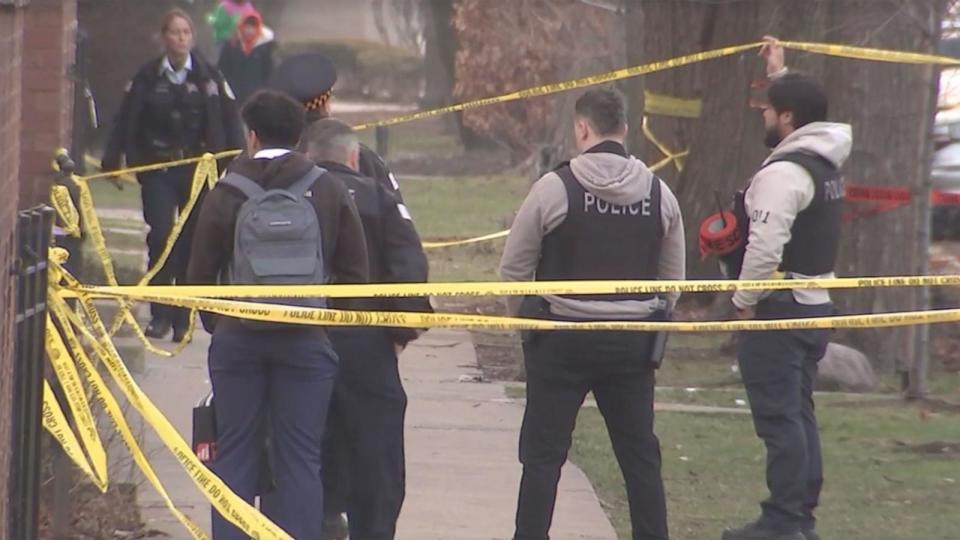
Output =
[
  {"x1": 721, "y1": 38, "x2": 852, "y2": 540},
  {"x1": 500, "y1": 88, "x2": 685, "y2": 540}
]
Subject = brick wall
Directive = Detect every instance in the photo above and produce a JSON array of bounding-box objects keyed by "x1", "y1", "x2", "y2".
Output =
[
  {"x1": 18, "y1": 0, "x2": 77, "y2": 208},
  {"x1": 0, "y1": 4, "x2": 24, "y2": 538}
]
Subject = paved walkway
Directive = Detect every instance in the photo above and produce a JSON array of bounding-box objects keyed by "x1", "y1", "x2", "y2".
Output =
[{"x1": 134, "y1": 328, "x2": 617, "y2": 539}]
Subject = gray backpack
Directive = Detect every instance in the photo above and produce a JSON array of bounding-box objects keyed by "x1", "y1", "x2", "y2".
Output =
[{"x1": 220, "y1": 167, "x2": 327, "y2": 329}]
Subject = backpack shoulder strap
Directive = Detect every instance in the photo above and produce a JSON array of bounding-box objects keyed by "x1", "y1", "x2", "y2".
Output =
[
  {"x1": 286, "y1": 166, "x2": 326, "y2": 199},
  {"x1": 220, "y1": 172, "x2": 264, "y2": 199}
]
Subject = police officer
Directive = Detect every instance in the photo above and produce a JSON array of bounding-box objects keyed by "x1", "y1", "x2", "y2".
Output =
[
  {"x1": 499, "y1": 88, "x2": 686, "y2": 540},
  {"x1": 102, "y1": 8, "x2": 243, "y2": 342},
  {"x1": 721, "y1": 38, "x2": 851, "y2": 540},
  {"x1": 269, "y1": 53, "x2": 407, "y2": 201},
  {"x1": 267, "y1": 55, "x2": 422, "y2": 537},
  {"x1": 299, "y1": 119, "x2": 430, "y2": 540}
]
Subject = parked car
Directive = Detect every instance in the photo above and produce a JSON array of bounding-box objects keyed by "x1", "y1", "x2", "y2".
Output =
[{"x1": 931, "y1": 38, "x2": 960, "y2": 240}]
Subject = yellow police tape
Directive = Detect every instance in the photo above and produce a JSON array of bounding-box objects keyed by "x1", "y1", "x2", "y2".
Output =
[
  {"x1": 63, "y1": 40, "x2": 960, "y2": 258},
  {"x1": 353, "y1": 41, "x2": 960, "y2": 131},
  {"x1": 73, "y1": 285, "x2": 960, "y2": 333},
  {"x1": 45, "y1": 314, "x2": 108, "y2": 492},
  {"x1": 352, "y1": 43, "x2": 764, "y2": 131},
  {"x1": 642, "y1": 116, "x2": 688, "y2": 172},
  {"x1": 54, "y1": 283, "x2": 292, "y2": 539},
  {"x1": 71, "y1": 273, "x2": 960, "y2": 301},
  {"x1": 50, "y1": 185, "x2": 81, "y2": 238},
  {"x1": 69, "y1": 155, "x2": 208, "y2": 350},
  {"x1": 644, "y1": 91, "x2": 703, "y2": 119},
  {"x1": 42, "y1": 379, "x2": 101, "y2": 491},
  {"x1": 422, "y1": 230, "x2": 511, "y2": 249},
  {"x1": 71, "y1": 180, "x2": 174, "y2": 354},
  {"x1": 780, "y1": 41, "x2": 960, "y2": 65},
  {"x1": 137, "y1": 155, "x2": 218, "y2": 287},
  {"x1": 76, "y1": 149, "x2": 241, "y2": 183},
  {"x1": 47, "y1": 294, "x2": 210, "y2": 540},
  {"x1": 84, "y1": 153, "x2": 137, "y2": 184}
]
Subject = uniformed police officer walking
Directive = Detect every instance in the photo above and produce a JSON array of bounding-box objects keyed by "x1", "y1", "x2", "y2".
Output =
[
  {"x1": 301, "y1": 118, "x2": 431, "y2": 540},
  {"x1": 500, "y1": 88, "x2": 685, "y2": 540},
  {"x1": 102, "y1": 8, "x2": 243, "y2": 342},
  {"x1": 722, "y1": 38, "x2": 852, "y2": 540}
]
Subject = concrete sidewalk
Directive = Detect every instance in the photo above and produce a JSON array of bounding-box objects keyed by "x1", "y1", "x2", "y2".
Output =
[{"x1": 133, "y1": 328, "x2": 617, "y2": 539}]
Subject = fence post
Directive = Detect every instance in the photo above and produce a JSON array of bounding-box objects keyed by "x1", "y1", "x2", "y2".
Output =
[{"x1": 9, "y1": 206, "x2": 54, "y2": 540}]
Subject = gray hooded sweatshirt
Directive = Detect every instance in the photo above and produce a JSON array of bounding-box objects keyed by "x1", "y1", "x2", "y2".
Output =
[
  {"x1": 499, "y1": 143, "x2": 686, "y2": 319},
  {"x1": 732, "y1": 121, "x2": 853, "y2": 309}
]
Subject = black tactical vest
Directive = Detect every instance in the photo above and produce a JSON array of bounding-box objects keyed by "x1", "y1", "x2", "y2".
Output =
[
  {"x1": 140, "y1": 76, "x2": 207, "y2": 161},
  {"x1": 536, "y1": 166, "x2": 663, "y2": 301},
  {"x1": 765, "y1": 152, "x2": 844, "y2": 275}
]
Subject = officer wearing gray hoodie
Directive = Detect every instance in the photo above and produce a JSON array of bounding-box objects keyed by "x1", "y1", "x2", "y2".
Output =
[
  {"x1": 723, "y1": 39, "x2": 852, "y2": 540},
  {"x1": 500, "y1": 88, "x2": 684, "y2": 540}
]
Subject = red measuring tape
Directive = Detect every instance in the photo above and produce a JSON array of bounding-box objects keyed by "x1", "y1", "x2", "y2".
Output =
[{"x1": 699, "y1": 211, "x2": 742, "y2": 257}]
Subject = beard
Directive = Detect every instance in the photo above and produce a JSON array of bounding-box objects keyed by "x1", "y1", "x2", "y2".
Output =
[{"x1": 764, "y1": 126, "x2": 783, "y2": 149}]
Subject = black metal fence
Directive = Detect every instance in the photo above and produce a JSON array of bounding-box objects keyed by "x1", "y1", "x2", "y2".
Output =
[{"x1": 9, "y1": 206, "x2": 54, "y2": 540}]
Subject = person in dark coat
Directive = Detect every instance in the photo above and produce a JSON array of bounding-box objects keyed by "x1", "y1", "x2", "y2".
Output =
[
  {"x1": 265, "y1": 54, "x2": 425, "y2": 538},
  {"x1": 102, "y1": 8, "x2": 244, "y2": 342},
  {"x1": 217, "y1": 11, "x2": 276, "y2": 106},
  {"x1": 302, "y1": 118, "x2": 431, "y2": 540}
]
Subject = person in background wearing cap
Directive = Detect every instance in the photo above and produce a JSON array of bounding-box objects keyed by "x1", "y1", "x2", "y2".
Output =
[
  {"x1": 721, "y1": 37, "x2": 852, "y2": 540},
  {"x1": 500, "y1": 87, "x2": 685, "y2": 540},
  {"x1": 269, "y1": 53, "x2": 407, "y2": 202},
  {"x1": 218, "y1": 11, "x2": 276, "y2": 105},
  {"x1": 102, "y1": 8, "x2": 243, "y2": 343},
  {"x1": 300, "y1": 118, "x2": 431, "y2": 540}
]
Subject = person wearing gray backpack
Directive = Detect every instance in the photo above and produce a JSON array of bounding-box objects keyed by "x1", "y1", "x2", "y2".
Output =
[{"x1": 187, "y1": 90, "x2": 368, "y2": 540}]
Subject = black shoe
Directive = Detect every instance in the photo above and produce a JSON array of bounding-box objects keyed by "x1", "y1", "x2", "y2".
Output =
[
  {"x1": 144, "y1": 319, "x2": 172, "y2": 339},
  {"x1": 321, "y1": 513, "x2": 349, "y2": 540},
  {"x1": 803, "y1": 531, "x2": 821, "y2": 540},
  {"x1": 172, "y1": 326, "x2": 190, "y2": 344},
  {"x1": 722, "y1": 521, "x2": 804, "y2": 540}
]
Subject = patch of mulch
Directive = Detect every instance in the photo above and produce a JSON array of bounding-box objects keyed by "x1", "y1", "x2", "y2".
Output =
[
  {"x1": 434, "y1": 296, "x2": 525, "y2": 383},
  {"x1": 39, "y1": 480, "x2": 153, "y2": 540},
  {"x1": 473, "y1": 331, "x2": 525, "y2": 383}
]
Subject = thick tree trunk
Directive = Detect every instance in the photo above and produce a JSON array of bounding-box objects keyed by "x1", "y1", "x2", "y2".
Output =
[
  {"x1": 823, "y1": 0, "x2": 945, "y2": 371},
  {"x1": 421, "y1": 0, "x2": 456, "y2": 110}
]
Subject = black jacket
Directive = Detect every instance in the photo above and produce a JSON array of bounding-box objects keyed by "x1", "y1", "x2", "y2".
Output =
[
  {"x1": 359, "y1": 143, "x2": 405, "y2": 202},
  {"x1": 217, "y1": 38, "x2": 275, "y2": 105},
  {"x1": 102, "y1": 52, "x2": 244, "y2": 171},
  {"x1": 319, "y1": 161, "x2": 432, "y2": 345}
]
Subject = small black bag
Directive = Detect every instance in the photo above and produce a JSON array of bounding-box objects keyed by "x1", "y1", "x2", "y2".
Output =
[{"x1": 192, "y1": 392, "x2": 217, "y2": 464}]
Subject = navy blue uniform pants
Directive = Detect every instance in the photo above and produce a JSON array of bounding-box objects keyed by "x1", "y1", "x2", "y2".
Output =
[
  {"x1": 139, "y1": 165, "x2": 201, "y2": 329},
  {"x1": 323, "y1": 328, "x2": 407, "y2": 540},
  {"x1": 208, "y1": 330, "x2": 338, "y2": 540},
  {"x1": 737, "y1": 294, "x2": 832, "y2": 534},
  {"x1": 515, "y1": 330, "x2": 667, "y2": 540}
]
